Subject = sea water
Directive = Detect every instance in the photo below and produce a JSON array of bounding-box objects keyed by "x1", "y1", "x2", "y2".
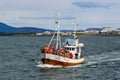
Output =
[{"x1": 0, "y1": 36, "x2": 120, "y2": 80}]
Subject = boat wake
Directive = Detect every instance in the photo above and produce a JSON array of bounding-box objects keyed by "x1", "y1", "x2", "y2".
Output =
[
  {"x1": 84, "y1": 51, "x2": 120, "y2": 66},
  {"x1": 37, "y1": 62, "x2": 63, "y2": 68},
  {"x1": 36, "y1": 51, "x2": 120, "y2": 68}
]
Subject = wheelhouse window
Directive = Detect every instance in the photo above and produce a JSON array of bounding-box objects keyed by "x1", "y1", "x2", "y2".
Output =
[
  {"x1": 65, "y1": 48, "x2": 75, "y2": 51},
  {"x1": 72, "y1": 48, "x2": 75, "y2": 51}
]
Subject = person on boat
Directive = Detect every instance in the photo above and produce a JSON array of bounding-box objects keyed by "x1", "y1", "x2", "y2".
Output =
[
  {"x1": 66, "y1": 41, "x2": 70, "y2": 46},
  {"x1": 75, "y1": 53, "x2": 78, "y2": 59}
]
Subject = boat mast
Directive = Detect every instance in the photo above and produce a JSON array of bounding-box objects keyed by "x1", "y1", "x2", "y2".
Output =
[
  {"x1": 48, "y1": 15, "x2": 61, "y2": 49},
  {"x1": 56, "y1": 16, "x2": 61, "y2": 49},
  {"x1": 73, "y1": 23, "x2": 79, "y2": 39},
  {"x1": 73, "y1": 23, "x2": 79, "y2": 46}
]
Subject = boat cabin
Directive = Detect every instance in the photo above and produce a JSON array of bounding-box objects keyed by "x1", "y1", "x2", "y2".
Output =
[{"x1": 64, "y1": 38, "x2": 82, "y2": 59}]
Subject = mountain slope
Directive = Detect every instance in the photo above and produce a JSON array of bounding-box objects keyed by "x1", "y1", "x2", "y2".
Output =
[
  {"x1": 0, "y1": 22, "x2": 18, "y2": 33},
  {"x1": 17, "y1": 27, "x2": 53, "y2": 33},
  {"x1": 86, "y1": 28, "x2": 102, "y2": 31},
  {"x1": 0, "y1": 22, "x2": 53, "y2": 33}
]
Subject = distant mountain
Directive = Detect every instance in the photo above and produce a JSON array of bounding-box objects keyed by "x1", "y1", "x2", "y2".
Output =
[
  {"x1": 86, "y1": 28, "x2": 102, "y2": 31},
  {"x1": 0, "y1": 22, "x2": 18, "y2": 33},
  {"x1": 0, "y1": 22, "x2": 53, "y2": 33},
  {"x1": 17, "y1": 27, "x2": 54, "y2": 33},
  {"x1": 60, "y1": 29, "x2": 84, "y2": 32},
  {"x1": 60, "y1": 30, "x2": 73, "y2": 32}
]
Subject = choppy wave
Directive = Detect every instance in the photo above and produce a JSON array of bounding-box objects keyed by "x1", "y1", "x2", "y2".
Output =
[
  {"x1": 1, "y1": 36, "x2": 120, "y2": 80},
  {"x1": 84, "y1": 51, "x2": 120, "y2": 66}
]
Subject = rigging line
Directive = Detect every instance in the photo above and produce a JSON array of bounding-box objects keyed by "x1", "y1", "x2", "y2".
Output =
[{"x1": 48, "y1": 31, "x2": 56, "y2": 46}]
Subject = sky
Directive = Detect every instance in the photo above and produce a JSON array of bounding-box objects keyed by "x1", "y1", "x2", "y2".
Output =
[{"x1": 0, "y1": 0, "x2": 120, "y2": 30}]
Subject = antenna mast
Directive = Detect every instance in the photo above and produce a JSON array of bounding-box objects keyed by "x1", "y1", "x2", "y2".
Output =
[
  {"x1": 48, "y1": 14, "x2": 62, "y2": 49},
  {"x1": 56, "y1": 14, "x2": 61, "y2": 49},
  {"x1": 72, "y1": 23, "x2": 79, "y2": 39}
]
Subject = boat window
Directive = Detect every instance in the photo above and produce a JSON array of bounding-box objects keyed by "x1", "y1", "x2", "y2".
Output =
[
  {"x1": 66, "y1": 48, "x2": 69, "y2": 50},
  {"x1": 65, "y1": 48, "x2": 75, "y2": 51},
  {"x1": 67, "y1": 48, "x2": 68, "y2": 50},
  {"x1": 72, "y1": 48, "x2": 75, "y2": 51}
]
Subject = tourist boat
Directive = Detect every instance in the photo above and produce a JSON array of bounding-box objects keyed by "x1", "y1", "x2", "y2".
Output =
[{"x1": 40, "y1": 19, "x2": 85, "y2": 67}]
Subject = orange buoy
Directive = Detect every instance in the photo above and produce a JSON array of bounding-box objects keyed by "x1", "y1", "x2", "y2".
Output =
[
  {"x1": 44, "y1": 45, "x2": 49, "y2": 53},
  {"x1": 60, "y1": 49, "x2": 64, "y2": 53},
  {"x1": 48, "y1": 48, "x2": 54, "y2": 53}
]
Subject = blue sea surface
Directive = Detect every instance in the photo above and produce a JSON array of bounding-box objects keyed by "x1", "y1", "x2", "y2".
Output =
[{"x1": 0, "y1": 36, "x2": 120, "y2": 80}]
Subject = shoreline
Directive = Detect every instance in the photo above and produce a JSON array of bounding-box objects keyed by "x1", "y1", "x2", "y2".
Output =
[{"x1": 0, "y1": 33, "x2": 120, "y2": 37}]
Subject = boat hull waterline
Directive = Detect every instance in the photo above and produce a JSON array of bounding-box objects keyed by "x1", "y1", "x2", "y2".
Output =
[{"x1": 41, "y1": 53, "x2": 84, "y2": 67}]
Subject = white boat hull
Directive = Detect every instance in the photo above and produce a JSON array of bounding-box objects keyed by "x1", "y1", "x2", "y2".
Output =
[{"x1": 41, "y1": 53, "x2": 84, "y2": 67}]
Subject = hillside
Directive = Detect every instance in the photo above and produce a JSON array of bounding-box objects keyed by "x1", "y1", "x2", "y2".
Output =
[
  {"x1": 0, "y1": 22, "x2": 18, "y2": 33},
  {"x1": 0, "y1": 22, "x2": 53, "y2": 33}
]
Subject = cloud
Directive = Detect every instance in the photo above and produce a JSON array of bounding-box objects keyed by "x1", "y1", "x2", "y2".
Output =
[
  {"x1": 80, "y1": 13, "x2": 106, "y2": 24},
  {"x1": 72, "y1": 2, "x2": 116, "y2": 9},
  {"x1": 19, "y1": 16, "x2": 76, "y2": 20},
  {"x1": 0, "y1": 0, "x2": 72, "y2": 11}
]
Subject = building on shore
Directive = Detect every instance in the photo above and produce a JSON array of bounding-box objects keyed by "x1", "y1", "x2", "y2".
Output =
[
  {"x1": 84, "y1": 28, "x2": 102, "y2": 34},
  {"x1": 100, "y1": 27, "x2": 113, "y2": 35},
  {"x1": 36, "y1": 33, "x2": 43, "y2": 36},
  {"x1": 113, "y1": 28, "x2": 120, "y2": 34},
  {"x1": 61, "y1": 32, "x2": 72, "y2": 35}
]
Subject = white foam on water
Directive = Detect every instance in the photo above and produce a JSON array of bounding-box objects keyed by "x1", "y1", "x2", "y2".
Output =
[
  {"x1": 37, "y1": 62, "x2": 63, "y2": 68},
  {"x1": 83, "y1": 51, "x2": 120, "y2": 66},
  {"x1": 83, "y1": 61, "x2": 98, "y2": 66},
  {"x1": 64, "y1": 64, "x2": 83, "y2": 68}
]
